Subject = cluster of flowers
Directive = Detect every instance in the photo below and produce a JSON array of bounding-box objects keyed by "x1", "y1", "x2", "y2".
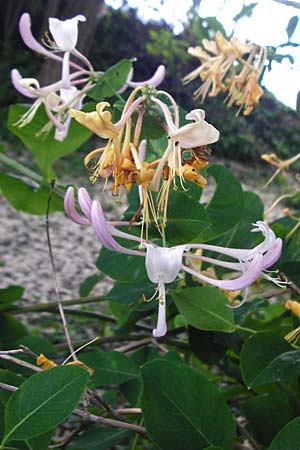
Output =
[
  {"x1": 11, "y1": 13, "x2": 165, "y2": 141},
  {"x1": 183, "y1": 31, "x2": 266, "y2": 115},
  {"x1": 13, "y1": 13, "x2": 283, "y2": 337}
]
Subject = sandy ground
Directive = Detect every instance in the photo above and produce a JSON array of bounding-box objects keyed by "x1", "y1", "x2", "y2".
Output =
[{"x1": 0, "y1": 160, "x2": 288, "y2": 305}]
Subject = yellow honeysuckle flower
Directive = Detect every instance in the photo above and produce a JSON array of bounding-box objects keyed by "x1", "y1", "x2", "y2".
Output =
[{"x1": 70, "y1": 102, "x2": 119, "y2": 139}]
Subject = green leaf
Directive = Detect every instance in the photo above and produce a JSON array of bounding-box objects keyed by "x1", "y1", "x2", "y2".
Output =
[
  {"x1": 107, "y1": 280, "x2": 155, "y2": 305},
  {"x1": 0, "y1": 286, "x2": 24, "y2": 311},
  {"x1": 79, "y1": 273, "x2": 104, "y2": 297},
  {"x1": 203, "y1": 164, "x2": 244, "y2": 240},
  {"x1": 172, "y1": 287, "x2": 235, "y2": 332},
  {"x1": 79, "y1": 351, "x2": 139, "y2": 386},
  {"x1": 141, "y1": 359, "x2": 235, "y2": 450},
  {"x1": 242, "y1": 392, "x2": 293, "y2": 445},
  {"x1": 212, "y1": 191, "x2": 263, "y2": 249},
  {"x1": 0, "y1": 371, "x2": 24, "y2": 405},
  {"x1": 2, "y1": 366, "x2": 89, "y2": 444},
  {"x1": 14, "y1": 336, "x2": 57, "y2": 358},
  {"x1": 240, "y1": 332, "x2": 296, "y2": 388},
  {"x1": 286, "y1": 15, "x2": 299, "y2": 40},
  {"x1": 164, "y1": 190, "x2": 211, "y2": 244},
  {"x1": 96, "y1": 245, "x2": 147, "y2": 282},
  {"x1": 26, "y1": 430, "x2": 53, "y2": 450},
  {"x1": 0, "y1": 174, "x2": 63, "y2": 215},
  {"x1": 87, "y1": 59, "x2": 132, "y2": 101},
  {"x1": 66, "y1": 425, "x2": 126, "y2": 450},
  {"x1": 269, "y1": 417, "x2": 300, "y2": 450},
  {"x1": 0, "y1": 314, "x2": 28, "y2": 346},
  {"x1": 7, "y1": 103, "x2": 94, "y2": 180}
]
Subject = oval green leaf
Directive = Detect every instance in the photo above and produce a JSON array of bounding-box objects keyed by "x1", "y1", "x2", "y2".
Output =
[
  {"x1": 172, "y1": 287, "x2": 235, "y2": 332},
  {"x1": 240, "y1": 331, "x2": 295, "y2": 388},
  {"x1": 142, "y1": 359, "x2": 235, "y2": 450},
  {"x1": 269, "y1": 417, "x2": 300, "y2": 450},
  {"x1": 2, "y1": 366, "x2": 89, "y2": 444},
  {"x1": 79, "y1": 351, "x2": 139, "y2": 386}
]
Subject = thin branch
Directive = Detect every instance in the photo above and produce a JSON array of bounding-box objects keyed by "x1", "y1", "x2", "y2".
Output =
[
  {"x1": 115, "y1": 408, "x2": 142, "y2": 415},
  {"x1": 258, "y1": 287, "x2": 290, "y2": 299},
  {"x1": 74, "y1": 409, "x2": 147, "y2": 437},
  {"x1": 0, "y1": 382, "x2": 17, "y2": 393},
  {"x1": 115, "y1": 337, "x2": 151, "y2": 353},
  {"x1": 45, "y1": 180, "x2": 76, "y2": 360},
  {"x1": 237, "y1": 422, "x2": 260, "y2": 450},
  {"x1": 0, "y1": 354, "x2": 41, "y2": 372}
]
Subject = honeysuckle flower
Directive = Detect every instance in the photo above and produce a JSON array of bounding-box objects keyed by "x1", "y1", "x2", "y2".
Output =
[
  {"x1": 150, "y1": 96, "x2": 219, "y2": 216},
  {"x1": 64, "y1": 187, "x2": 283, "y2": 338},
  {"x1": 11, "y1": 69, "x2": 86, "y2": 139},
  {"x1": 48, "y1": 15, "x2": 86, "y2": 86},
  {"x1": 118, "y1": 65, "x2": 166, "y2": 94},
  {"x1": 183, "y1": 31, "x2": 266, "y2": 115}
]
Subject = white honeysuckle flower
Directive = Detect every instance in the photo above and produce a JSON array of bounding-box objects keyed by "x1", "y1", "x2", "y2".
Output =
[
  {"x1": 118, "y1": 65, "x2": 166, "y2": 94},
  {"x1": 64, "y1": 187, "x2": 284, "y2": 338},
  {"x1": 150, "y1": 97, "x2": 220, "y2": 191},
  {"x1": 143, "y1": 243, "x2": 190, "y2": 337},
  {"x1": 49, "y1": 15, "x2": 86, "y2": 52}
]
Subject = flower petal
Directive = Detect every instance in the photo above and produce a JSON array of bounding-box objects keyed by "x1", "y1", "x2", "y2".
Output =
[
  {"x1": 64, "y1": 187, "x2": 90, "y2": 225},
  {"x1": 49, "y1": 15, "x2": 86, "y2": 52},
  {"x1": 19, "y1": 13, "x2": 61, "y2": 61},
  {"x1": 128, "y1": 65, "x2": 166, "y2": 88},
  {"x1": 182, "y1": 253, "x2": 264, "y2": 290},
  {"x1": 152, "y1": 279, "x2": 167, "y2": 338},
  {"x1": 11, "y1": 69, "x2": 37, "y2": 98},
  {"x1": 144, "y1": 243, "x2": 189, "y2": 283}
]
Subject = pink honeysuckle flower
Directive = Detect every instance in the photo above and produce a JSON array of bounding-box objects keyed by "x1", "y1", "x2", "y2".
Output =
[
  {"x1": 11, "y1": 69, "x2": 85, "y2": 140},
  {"x1": 19, "y1": 13, "x2": 89, "y2": 71},
  {"x1": 64, "y1": 187, "x2": 283, "y2": 338},
  {"x1": 150, "y1": 97, "x2": 220, "y2": 191},
  {"x1": 118, "y1": 65, "x2": 166, "y2": 94}
]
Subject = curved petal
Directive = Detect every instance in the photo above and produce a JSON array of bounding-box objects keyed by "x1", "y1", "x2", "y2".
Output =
[
  {"x1": 78, "y1": 187, "x2": 92, "y2": 220},
  {"x1": 128, "y1": 65, "x2": 166, "y2": 88},
  {"x1": 171, "y1": 115, "x2": 220, "y2": 147},
  {"x1": 151, "y1": 97, "x2": 177, "y2": 134},
  {"x1": 11, "y1": 69, "x2": 37, "y2": 98},
  {"x1": 19, "y1": 13, "x2": 61, "y2": 61},
  {"x1": 64, "y1": 187, "x2": 90, "y2": 226},
  {"x1": 262, "y1": 238, "x2": 282, "y2": 269},
  {"x1": 91, "y1": 201, "x2": 143, "y2": 256},
  {"x1": 144, "y1": 243, "x2": 189, "y2": 283},
  {"x1": 182, "y1": 253, "x2": 264, "y2": 290},
  {"x1": 49, "y1": 15, "x2": 86, "y2": 52}
]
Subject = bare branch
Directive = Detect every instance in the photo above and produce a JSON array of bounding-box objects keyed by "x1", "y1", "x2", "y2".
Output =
[
  {"x1": 74, "y1": 409, "x2": 147, "y2": 437},
  {"x1": 0, "y1": 354, "x2": 41, "y2": 372}
]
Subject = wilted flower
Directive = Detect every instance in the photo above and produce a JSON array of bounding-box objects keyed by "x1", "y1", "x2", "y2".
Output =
[
  {"x1": 64, "y1": 187, "x2": 283, "y2": 338},
  {"x1": 183, "y1": 31, "x2": 266, "y2": 115}
]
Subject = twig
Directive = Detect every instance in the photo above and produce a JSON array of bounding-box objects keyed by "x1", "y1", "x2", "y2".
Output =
[
  {"x1": 45, "y1": 180, "x2": 76, "y2": 360},
  {"x1": 0, "y1": 382, "x2": 17, "y2": 393},
  {"x1": 258, "y1": 287, "x2": 290, "y2": 299},
  {"x1": 0, "y1": 354, "x2": 41, "y2": 372},
  {"x1": 115, "y1": 408, "x2": 142, "y2": 415},
  {"x1": 0, "y1": 349, "x2": 24, "y2": 355},
  {"x1": 74, "y1": 409, "x2": 147, "y2": 437},
  {"x1": 151, "y1": 338, "x2": 168, "y2": 353},
  {"x1": 115, "y1": 337, "x2": 151, "y2": 353},
  {"x1": 237, "y1": 421, "x2": 260, "y2": 449},
  {"x1": 87, "y1": 389, "x2": 123, "y2": 421},
  {"x1": 56, "y1": 334, "x2": 149, "y2": 350},
  {"x1": 234, "y1": 444, "x2": 253, "y2": 450}
]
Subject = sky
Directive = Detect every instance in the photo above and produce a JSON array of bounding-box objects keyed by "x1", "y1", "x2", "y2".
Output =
[{"x1": 105, "y1": 0, "x2": 300, "y2": 109}]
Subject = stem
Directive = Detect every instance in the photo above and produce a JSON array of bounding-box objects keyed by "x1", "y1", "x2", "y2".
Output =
[
  {"x1": 8, "y1": 296, "x2": 107, "y2": 314},
  {"x1": 235, "y1": 325, "x2": 257, "y2": 334},
  {"x1": 46, "y1": 180, "x2": 76, "y2": 360},
  {"x1": 0, "y1": 354, "x2": 41, "y2": 372},
  {"x1": 0, "y1": 153, "x2": 42, "y2": 183},
  {"x1": 74, "y1": 409, "x2": 147, "y2": 437}
]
